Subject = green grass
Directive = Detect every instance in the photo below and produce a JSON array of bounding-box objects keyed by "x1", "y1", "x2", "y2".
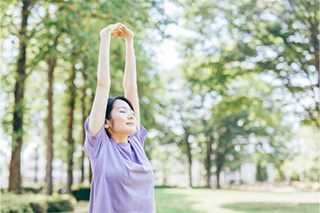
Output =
[
  {"x1": 154, "y1": 188, "x2": 200, "y2": 213},
  {"x1": 71, "y1": 188, "x2": 319, "y2": 213}
]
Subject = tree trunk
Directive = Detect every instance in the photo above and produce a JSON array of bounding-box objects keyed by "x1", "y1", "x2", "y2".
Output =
[
  {"x1": 256, "y1": 162, "x2": 263, "y2": 182},
  {"x1": 162, "y1": 167, "x2": 167, "y2": 186},
  {"x1": 216, "y1": 156, "x2": 223, "y2": 189},
  {"x1": 80, "y1": 66, "x2": 88, "y2": 183},
  {"x1": 46, "y1": 56, "x2": 57, "y2": 195},
  {"x1": 205, "y1": 135, "x2": 213, "y2": 188},
  {"x1": 215, "y1": 133, "x2": 230, "y2": 189},
  {"x1": 8, "y1": 0, "x2": 32, "y2": 194},
  {"x1": 216, "y1": 164, "x2": 221, "y2": 189},
  {"x1": 66, "y1": 54, "x2": 77, "y2": 193},
  {"x1": 306, "y1": 3, "x2": 319, "y2": 86},
  {"x1": 186, "y1": 133, "x2": 193, "y2": 188},
  {"x1": 34, "y1": 146, "x2": 39, "y2": 183},
  {"x1": 276, "y1": 164, "x2": 286, "y2": 181}
]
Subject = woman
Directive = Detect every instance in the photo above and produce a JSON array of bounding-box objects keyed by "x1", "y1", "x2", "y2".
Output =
[{"x1": 83, "y1": 23, "x2": 156, "y2": 213}]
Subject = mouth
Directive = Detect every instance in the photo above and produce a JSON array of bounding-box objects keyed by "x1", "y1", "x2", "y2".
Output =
[{"x1": 126, "y1": 122, "x2": 135, "y2": 126}]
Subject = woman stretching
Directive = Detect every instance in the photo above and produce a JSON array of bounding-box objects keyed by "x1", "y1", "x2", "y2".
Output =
[{"x1": 83, "y1": 23, "x2": 156, "y2": 213}]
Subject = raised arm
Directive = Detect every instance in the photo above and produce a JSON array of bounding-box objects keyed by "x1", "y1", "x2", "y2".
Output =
[
  {"x1": 115, "y1": 24, "x2": 141, "y2": 131},
  {"x1": 88, "y1": 24, "x2": 119, "y2": 136}
]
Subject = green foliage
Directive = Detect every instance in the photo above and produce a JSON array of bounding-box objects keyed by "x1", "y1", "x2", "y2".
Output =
[
  {"x1": 72, "y1": 186, "x2": 90, "y2": 201},
  {"x1": 0, "y1": 194, "x2": 34, "y2": 213},
  {"x1": 221, "y1": 0, "x2": 319, "y2": 127},
  {"x1": 22, "y1": 186, "x2": 43, "y2": 194},
  {"x1": 282, "y1": 126, "x2": 319, "y2": 181},
  {"x1": 172, "y1": 0, "x2": 318, "y2": 186},
  {"x1": 3, "y1": 0, "x2": 318, "y2": 194},
  {"x1": 2, "y1": 0, "x2": 170, "y2": 193},
  {"x1": 0, "y1": 193, "x2": 75, "y2": 213},
  {"x1": 256, "y1": 163, "x2": 267, "y2": 181},
  {"x1": 46, "y1": 195, "x2": 75, "y2": 212}
]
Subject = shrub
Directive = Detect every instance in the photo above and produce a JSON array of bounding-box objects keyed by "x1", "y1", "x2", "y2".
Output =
[
  {"x1": 29, "y1": 197, "x2": 47, "y2": 213},
  {"x1": 72, "y1": 187, "x2": 90, "y2": 201},
  {"x1": 46, "y1": 195, "x2": 75, "y2": 212},
  {"x1": 1, "y1": 193, "x2": 34, "y2": 213},
  {"x1": 22, "y1": 186, "x2": 43, "y2": 194},
  {"x1": 0, "y1": 193, "x2": 75, "y2": 213}
]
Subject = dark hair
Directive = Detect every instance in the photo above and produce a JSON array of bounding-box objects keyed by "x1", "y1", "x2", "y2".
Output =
[{"x1": 105, "y1": 96, "x2": 135, "y2": 137}]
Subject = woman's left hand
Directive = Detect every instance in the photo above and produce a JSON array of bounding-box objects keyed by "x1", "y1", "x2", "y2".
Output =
[{"x1": 111, "y1": 24, "x2": 134, "y2": 41}]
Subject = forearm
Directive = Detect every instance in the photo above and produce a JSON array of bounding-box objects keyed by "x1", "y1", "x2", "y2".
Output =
[
  {"x1": 88, "y1": 35, "x2": 112, "y2": 136},
  {"x1": 97, "y1": 35, "x2": 111, "y2": 88},
  {"x1": 123, "y1": 38, "x2": 137, "y2": 89}
]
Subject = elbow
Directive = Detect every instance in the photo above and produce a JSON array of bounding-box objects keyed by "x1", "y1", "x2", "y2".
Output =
[{"x1": 97, "y1": 80, "x2": 110, "y2": 89}]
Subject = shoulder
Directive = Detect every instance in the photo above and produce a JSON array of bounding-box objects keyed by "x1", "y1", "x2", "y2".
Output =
[
  {"x1": 83, "y1": 115, "x2": 108, "y2": 159},
  {"x1": 130, "y1": 123, "x2": 148, "y2": 146},
  {"x1": 85, "y1": 116, "x2": 107, "y2": 140}
]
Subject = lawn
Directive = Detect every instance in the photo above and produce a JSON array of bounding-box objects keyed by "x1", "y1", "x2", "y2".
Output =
[{"x1": 72, "y1": 188, "x2": 319, "y2": 213}]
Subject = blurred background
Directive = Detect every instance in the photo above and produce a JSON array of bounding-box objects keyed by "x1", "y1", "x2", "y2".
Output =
[{"x1": 1, "y1": 0, "x2": 319, "y2": 212}]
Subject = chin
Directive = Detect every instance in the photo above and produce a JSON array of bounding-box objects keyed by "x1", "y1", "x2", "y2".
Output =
[
  {"x1": 125, "y1": 125, "x2": 136, "y2": 135},
  {"x1": 128, "y1": 129, "x2": 136, "y2": 135}
]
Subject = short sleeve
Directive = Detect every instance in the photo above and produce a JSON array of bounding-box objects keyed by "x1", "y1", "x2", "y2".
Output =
[
  {"x1": 83, "y1": 116, "x2": 107, "y2": 159},
  {"x1": 135, "y1": 123, "x2": 148, "y2": 146}
]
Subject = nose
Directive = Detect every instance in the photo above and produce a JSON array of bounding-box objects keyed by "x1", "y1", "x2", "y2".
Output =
[{"x1": 128, "y1": 114, "x2": 134, "y2": 120}]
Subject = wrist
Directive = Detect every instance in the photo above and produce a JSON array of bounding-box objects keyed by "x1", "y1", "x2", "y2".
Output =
[
  {"x1": 100, "y1": 31, "x2": 112, "y2": 38},
  {"x1": 100, "y1": 34, "x2": 111, "y2": 40},
  {"x1": 125, "y1": 37, "x2": 134, "y2": 44}
]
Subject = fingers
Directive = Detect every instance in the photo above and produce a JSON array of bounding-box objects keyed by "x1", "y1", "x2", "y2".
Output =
[
  {"x1": 111, "y1": 28, "x2": 121, "y2": 37},
  {"x1": 109, "y1": 23, "x2": 121, "y2": 33},
  {"x1": 110, "y1": 23, "x2": 132, "y2": 38},
  {"x1": 113, "y1": 23, "x2": 121, "y2": 29},
  {"x1": 111, "y1": 25, "x2": 124, "y2": 37}
]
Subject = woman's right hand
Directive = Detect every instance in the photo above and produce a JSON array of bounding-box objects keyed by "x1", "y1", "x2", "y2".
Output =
[{"x1": 99, "y1": 23, "x2": 120, "y2": 38}]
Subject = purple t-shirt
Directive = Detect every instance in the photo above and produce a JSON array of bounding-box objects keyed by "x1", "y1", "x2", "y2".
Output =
[{"x1": 83, "y1": 116, "x2": 156, "y2": 213}]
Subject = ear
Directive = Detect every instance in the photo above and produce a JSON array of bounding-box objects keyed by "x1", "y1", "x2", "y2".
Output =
[{"x1": 105, "y1": 119, "x2": 110, "y2": 129}]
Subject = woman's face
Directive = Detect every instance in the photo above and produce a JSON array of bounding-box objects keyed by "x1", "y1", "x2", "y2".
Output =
[{"x1": 105, "y1": 99, "x2": 136, "y2": 136}]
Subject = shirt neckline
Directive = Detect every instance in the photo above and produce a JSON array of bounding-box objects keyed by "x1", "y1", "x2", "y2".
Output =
[{"x1": 110, "y1": 137, "x2": 131, "y2": 147}]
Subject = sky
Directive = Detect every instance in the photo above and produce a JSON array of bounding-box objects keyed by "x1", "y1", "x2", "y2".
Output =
[{"x1": 152, "y1": 0, "x2": 183, "y2": 71}]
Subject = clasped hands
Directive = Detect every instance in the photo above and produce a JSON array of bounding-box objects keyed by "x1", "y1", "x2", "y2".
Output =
[{"x1": 100, "y1": 23, "x2": 134, "y2": 41}]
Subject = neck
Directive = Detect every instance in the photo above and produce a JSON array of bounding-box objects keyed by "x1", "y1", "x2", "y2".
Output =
[{"x1": 111, "y1": 134, "x2": 128, "y2": 144}]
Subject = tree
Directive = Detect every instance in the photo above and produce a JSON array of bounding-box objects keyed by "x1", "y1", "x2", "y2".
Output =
[
  {"x1": 173, "y1": 0, "x2": 310, "y2": 188},
  {"x1": 42, "y1": 5, "x2": 64, "y2": 195},
  {"x1": 220, "y1": 0, "x2": 319, "y2": 127},
  {"x1": 2, "y1": 0, "x2": 170, "y2": 192},
  {"x1": 80, "y1": 58, "x2": 89, "y2": 183},
  {"x1": 7, "y1": 0, "x2": 35, "y2": 194},
  {"x1": 158, "y1": 72, "x2": 205, "y2": 188},
  {"x1": 282, "y1": 126, "x2": 319, "y2": 181},
  {"x1": 174, "y1": 0, "x2": 319, "y2": 128},
  {"x1": 45, "y1": 45, "x2": 58, "y2": 195}
]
